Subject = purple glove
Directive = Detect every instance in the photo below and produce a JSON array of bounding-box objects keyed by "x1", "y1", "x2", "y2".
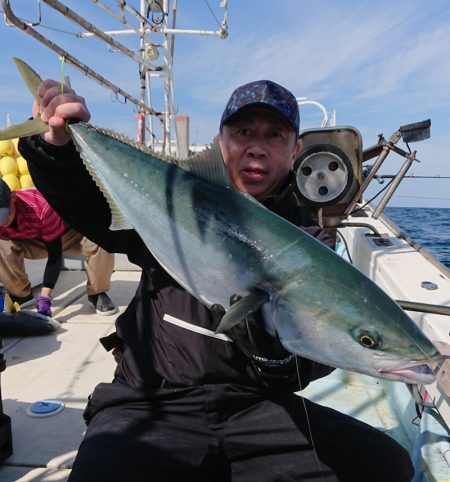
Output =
[{"x1": 36, "y1": 295, "x2": 52, "y2": 317}]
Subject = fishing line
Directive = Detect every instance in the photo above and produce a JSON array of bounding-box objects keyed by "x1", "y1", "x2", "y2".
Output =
[
  {"x1": 294, "y1": 357, "x2": 326, "y2": 481},
  {"x1": 59, "y1": 56, "x2": 71, "y2": 134},
  {"x1": 349, "y1": 179, "x2": 394, "y2": 215},
  {"x1": 59, "y1": 56, "x2": 66, "y2": 95},
  {"x1": 336, "y1": 231, "x2": 353, "y2": 264}
]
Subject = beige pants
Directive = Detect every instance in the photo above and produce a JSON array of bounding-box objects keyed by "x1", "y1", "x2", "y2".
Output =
[{"x1": 0, "y1": 229, "x2": 114, "y2": 297}]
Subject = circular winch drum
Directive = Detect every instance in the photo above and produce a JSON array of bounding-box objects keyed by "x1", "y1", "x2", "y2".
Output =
[{"x1": 294, "y1": 144, "x2": 354, "y2": 206}]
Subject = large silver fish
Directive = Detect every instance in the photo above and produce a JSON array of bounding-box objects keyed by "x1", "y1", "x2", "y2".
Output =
[{"x1": 69, "y1": 123, "x2": 442, "y2": 384}]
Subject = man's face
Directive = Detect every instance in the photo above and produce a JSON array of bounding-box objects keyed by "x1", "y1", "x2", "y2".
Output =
[{"x1": 219, "y1": 107, "x2": 301, "y2": 200}]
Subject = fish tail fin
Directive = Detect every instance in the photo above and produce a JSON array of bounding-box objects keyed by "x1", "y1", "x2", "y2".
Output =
[
  {"x1": 0, "y1": 58, "x2": 50, "y2": 141},
  {"x1": 4, "y1": 293, "x2": 20, "y2": 313}
]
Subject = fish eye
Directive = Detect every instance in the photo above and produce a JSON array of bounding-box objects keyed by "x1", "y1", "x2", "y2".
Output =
[
  {"x1": 359, "y1": 334, "x2": 378, "y2": 348},
  {"x1": 353, "y1": 330, "x2": 381, "y2": 349}
]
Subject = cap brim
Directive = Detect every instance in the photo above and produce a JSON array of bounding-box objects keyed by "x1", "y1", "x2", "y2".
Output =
[{"x1": 0, "y1": 207, "x2": 10, "y2": 225}]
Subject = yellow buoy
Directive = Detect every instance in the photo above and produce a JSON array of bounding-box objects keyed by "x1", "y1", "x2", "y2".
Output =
[
  {"x1": 11, "y1": 138, "x2": 19, "y2": 156},
  {"x1": 16, "y1": 156, "x2": 30, "y2": 175},
  {"x1": 0, "y1": 156, "x2": 18, "y2": 176},
  {"x1": 0, "y1": 139, "x2": 15, "y2": 157},
  {"x1": 2, "y1": 173, "x2": 21, "y2": 191},
  {"x1": 20, "y1": 174, "x2": 34, "y2": 189}
]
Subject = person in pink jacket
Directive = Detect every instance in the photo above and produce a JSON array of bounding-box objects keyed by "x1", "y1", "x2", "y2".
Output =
[{"x1": 0, "y1": 179, "x2": 117, "y2": 316}]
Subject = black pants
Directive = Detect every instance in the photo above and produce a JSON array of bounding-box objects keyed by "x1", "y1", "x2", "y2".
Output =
[{"x1": 68, "y1": 383, "x2": 413, "y2": 482}]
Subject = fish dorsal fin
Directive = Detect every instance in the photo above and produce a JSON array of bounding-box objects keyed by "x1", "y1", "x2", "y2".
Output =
[
  {"x1": 175, "y1": 139, "x2": 231, "y2": 187},
  {"x1": 215, "y1": 290, "x2": 270, "y2": 334},
  {"x1": 75, "y1": 124, "x2": 167, "y2": 158}
]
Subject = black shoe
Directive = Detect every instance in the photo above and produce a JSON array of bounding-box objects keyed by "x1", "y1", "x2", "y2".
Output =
[
  {"x1": 10, "y1": 292, "x2": 35, "y2": 309},
  {"x1": 87, "y1": 292, "x2": 118, "y2": 316}
]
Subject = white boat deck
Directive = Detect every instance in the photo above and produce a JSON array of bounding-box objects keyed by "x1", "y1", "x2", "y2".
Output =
[
  {"x1": 0, "y1": 260, "x2": 141, "y2": 482},
  {"x1": 0, "y1": 259, "x2": 428, "y2": 481}
]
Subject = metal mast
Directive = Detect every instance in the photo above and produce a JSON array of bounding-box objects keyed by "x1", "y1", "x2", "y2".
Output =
[{"x1": 2, "y1": 0, "x2": 229, "y2": 155}]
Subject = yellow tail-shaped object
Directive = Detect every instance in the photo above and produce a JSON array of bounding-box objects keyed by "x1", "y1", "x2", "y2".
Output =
[{"x1": 4, "y1": 293, "x2": 20, "y2": 313}]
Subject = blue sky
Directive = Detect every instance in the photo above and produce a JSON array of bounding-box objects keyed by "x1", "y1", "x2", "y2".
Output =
[{"x1": 1, "y1": 0, "x2": 449, "y2": 208}]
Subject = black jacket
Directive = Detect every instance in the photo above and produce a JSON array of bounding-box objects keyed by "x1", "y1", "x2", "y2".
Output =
[{"x1": 19, "y1": 135, "x2": 334, "y2": 391}]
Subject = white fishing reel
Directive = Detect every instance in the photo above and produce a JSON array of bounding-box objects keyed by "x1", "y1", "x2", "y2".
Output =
[
  {"x1": 295, "y1": 144, "x2": 353, "y2": 206},
  {"x1": 294, "y1": 127, "x2": 362, "y2": 210}
]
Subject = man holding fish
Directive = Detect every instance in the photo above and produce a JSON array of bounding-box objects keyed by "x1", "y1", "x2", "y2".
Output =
[{"x1": 17, "y1": 77, "x2": 417, "y2": 481}]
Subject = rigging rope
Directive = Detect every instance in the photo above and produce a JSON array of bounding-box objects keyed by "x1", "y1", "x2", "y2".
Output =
[{"x1": 203, "y1": 0, "x2": 222, "y2": 28}]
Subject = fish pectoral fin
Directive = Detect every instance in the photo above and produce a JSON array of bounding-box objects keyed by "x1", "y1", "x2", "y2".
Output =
[
  {"x1": 215, "y1": 290, "x2": 269, "y2": 334},
  {"x1": 0, "y1": 118, "x2": 49, "y2": 141}
]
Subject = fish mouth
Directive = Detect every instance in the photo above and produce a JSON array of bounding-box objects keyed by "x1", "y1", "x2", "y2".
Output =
[{"x1": 373, "y1": 353, "x2": 442, "y2": 384}]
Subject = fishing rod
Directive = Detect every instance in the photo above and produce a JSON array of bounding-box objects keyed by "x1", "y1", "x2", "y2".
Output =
[
  {"x1": 397, "y1": 300, "x2": 450, "y2": 317},
  {"x1": 375, "y1": 175, "x2": 450, "y2": 180}
]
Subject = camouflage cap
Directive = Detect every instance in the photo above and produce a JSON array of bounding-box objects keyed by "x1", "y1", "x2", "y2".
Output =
[
  {"x1": 220, "y1": 80, "x2": 300, "y2": 133},
  {"x1": 0, "y1": 178, "x2": 11, "y2": 225}
]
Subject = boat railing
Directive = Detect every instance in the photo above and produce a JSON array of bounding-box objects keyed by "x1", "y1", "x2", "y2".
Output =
[{"x1": 297, "y1": 98, "x2": 335, "y2": 128}]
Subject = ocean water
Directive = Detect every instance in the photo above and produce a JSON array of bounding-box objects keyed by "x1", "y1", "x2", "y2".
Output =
[{"x1": 384, "y1": 207, "x2": 450, "y2": 270}]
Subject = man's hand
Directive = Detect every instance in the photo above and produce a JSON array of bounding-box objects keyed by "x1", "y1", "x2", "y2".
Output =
[
  {"x1": 211, "y1": 296, "x2": 335, "y2": 389},
  {"x1": 33, "y1": 79, "x2": 91, "y2": 146},
  {"x1": 226, "y1": 294, "x2": 292, "y2": 362},
  {"x1": 211, "y1": 295, "x2": 296, "y2": 388}
]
